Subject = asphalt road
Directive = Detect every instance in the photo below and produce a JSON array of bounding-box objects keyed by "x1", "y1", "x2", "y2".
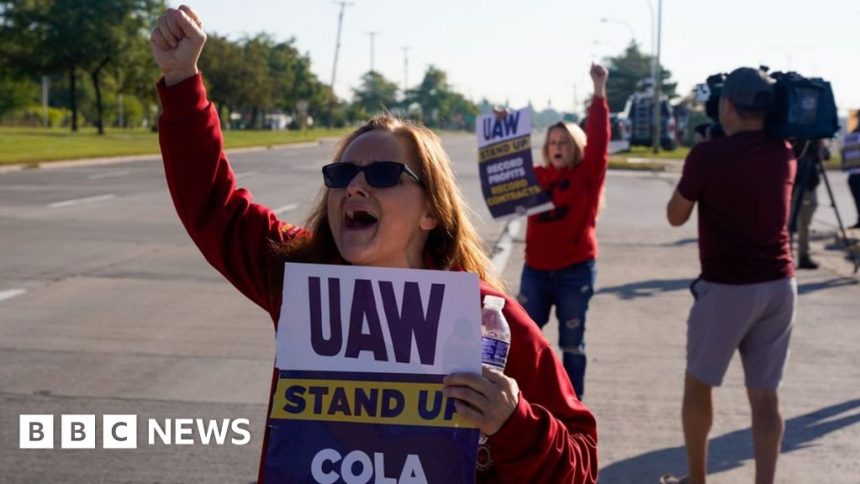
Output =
[{"x1": 1, "y1": 135, "x2": 858, "y2": 483}]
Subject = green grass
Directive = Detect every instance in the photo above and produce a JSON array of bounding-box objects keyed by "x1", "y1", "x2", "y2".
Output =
[
  {"x1": 604, "y1": 145, "x2": 687, "y2": 171},
  {"x1": 0, "y1": 126, "x2": 351, "y2": 165},
  {"x1": 608, "y1": 157, "x2": 666, "y2": 171},
  {"x1": 614, "y1": 145, "x2": 691, "y2": 160}
]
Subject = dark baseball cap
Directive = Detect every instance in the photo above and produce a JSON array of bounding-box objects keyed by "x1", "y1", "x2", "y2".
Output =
[{"x1": 722, "y1": 67, "x2": 774, "y2": 110}]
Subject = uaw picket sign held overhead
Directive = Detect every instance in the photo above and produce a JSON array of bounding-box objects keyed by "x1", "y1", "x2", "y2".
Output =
[{"x1": 477, "y1": 109, "x2": 553, "y2": 219}]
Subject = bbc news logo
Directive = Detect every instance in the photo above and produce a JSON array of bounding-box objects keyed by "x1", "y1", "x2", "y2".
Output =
[{"x1": 20, "y1": 415, "x2": 251, "y2": 449}]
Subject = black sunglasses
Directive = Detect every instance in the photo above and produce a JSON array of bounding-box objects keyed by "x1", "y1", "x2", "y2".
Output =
[{"x1": 321, "y1": 161, "x2": 423, "y2": 188}]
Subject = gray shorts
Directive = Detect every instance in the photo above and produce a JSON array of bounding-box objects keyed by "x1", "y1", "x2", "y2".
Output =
[{"x1": 686, "y1": 277, "x2": 797, "y2": 389}]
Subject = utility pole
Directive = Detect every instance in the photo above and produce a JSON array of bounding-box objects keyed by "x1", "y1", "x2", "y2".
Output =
[
  {"x1": 328, "y1": 1, "x2": 353, "y2": 128},
  {"x1": 118, "y1": 93, "x2": 124, "y2": 128},
  {"x1": 366, "y1": 31, "x2": 379, "y2": 73},
  {"x1": 402, "y1": 46, "x2": 410, "y2": 96},
  {"x1": 567, "y1": 82, "x2": 579, "y2": 117},
  {"x1": 652, "y1": 0, "x2": 663, "y2": 153},
  {"x1": 41, "y1": 75, "x2": 50, "y2": 127}
]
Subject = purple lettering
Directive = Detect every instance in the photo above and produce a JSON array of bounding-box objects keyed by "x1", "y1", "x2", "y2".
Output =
[
  {"x1": 345, "y1": 279, "x2": 388, "y2": 361},
  {"x1": 307, "y1": 386, "x2": 329, "y2": 414},
  {"x1": 417, "y1": 390, "x2": 443, "y2": 420},
  {"x1": 380, "y1": 389, "x2": 405, "y2": 418},
  {"x1": 444, "y1": 397, "x2": 457, "y2": 421},
  {"x1": 379, "y1": 281, "x2": 444, "y2": 365},
  {"x1": 503, "y1": 111, "x2": 520, "y2": 136},
  {"x1": 309, "y1": 277, "x2": 343, "y2": 357},
  {"x1": 284, "y1": 385, "x2": 306, "y2": 413},
  {"x1": 328, "y1": 387, "x2": 352, "y2": 416},
  {"x1": 354, "y1": 388, "x2": 378, "y2": 417}
]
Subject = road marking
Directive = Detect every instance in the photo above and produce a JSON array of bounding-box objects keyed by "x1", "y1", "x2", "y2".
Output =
[
  {"x1": 235, "y1": 171, "x2": 258, "y2": 179},
  {"x1": 88, "y1": 170, "x2": 130, "y2": 180},
  {"x1": 274, "y1": 204, "x2": 299, "y2": 215},
  {"x1": 0, "y1": 289, "x2": 26, "y2": 302},
  {"x1": 491, "y1": 219, "x2": 522, "y2": 273},
  {"x1": 48, "y1": 194, "x2": 116, "y2": 208}
]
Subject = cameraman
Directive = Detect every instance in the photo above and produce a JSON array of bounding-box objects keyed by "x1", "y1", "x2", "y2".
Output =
[
  {"x1": 791, "y1": 139, "x2": 830, "y2": 269},
  {"x1": 663, "y1": 67, "x2": 797, "y2": 484}
]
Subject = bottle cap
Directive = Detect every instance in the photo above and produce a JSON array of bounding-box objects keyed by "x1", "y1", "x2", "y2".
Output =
[{"x1": 482, "y1": 295, "x2": 506, "y2": 310}]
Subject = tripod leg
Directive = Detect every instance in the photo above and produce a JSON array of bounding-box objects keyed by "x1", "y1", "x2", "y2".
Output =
[{"x1": 817, "y1": 161, "x2": 860, "y2": 273}]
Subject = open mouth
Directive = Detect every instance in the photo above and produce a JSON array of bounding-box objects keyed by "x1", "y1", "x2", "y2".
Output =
[{"x1": 344, "y1": 209, "x2": 379, "y2": 230}]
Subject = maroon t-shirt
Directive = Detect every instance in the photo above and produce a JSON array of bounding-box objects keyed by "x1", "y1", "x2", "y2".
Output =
[{"x1": 677, "y1": 130, "x2": 796, "y2": 284}]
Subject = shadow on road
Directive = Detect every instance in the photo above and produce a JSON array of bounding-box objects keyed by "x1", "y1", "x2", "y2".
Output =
[
  {"x1": 597, "y1": 278, "x2": 692, "y2": 300},
  {"x1": 664, "y1": 237, "x2": 698, "y2": 246},
  {"x1": 598, "y1": 399, "x2": 860, "y2": 484},
  {"x1": 798, "y1": 277, "x2": 859, "y2": 295}
]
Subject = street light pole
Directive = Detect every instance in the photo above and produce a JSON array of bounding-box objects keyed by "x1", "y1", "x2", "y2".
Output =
[
  {"x1": 328, "y1": 1, "x2": 353, "y2": 128},
  {"x1": 366, "y1": 31, "x2": 379, "y2": 72},
  {"x1": 600, "y1": 18, "x2": 636, "y2": 47},
  {"x1": 592, "y1": 40, "x2": 620, "y2": 60},
  {"x1": 402, "y1": 46, "x2": 410, "y2": 97},
  {"x1": 651, "y1": 0, "x2": 663, "y2": 153}
]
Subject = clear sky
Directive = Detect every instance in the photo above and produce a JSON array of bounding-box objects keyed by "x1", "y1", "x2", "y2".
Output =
[{"x1": 173, "y1": 0, "x2": 860, "y2": 115}]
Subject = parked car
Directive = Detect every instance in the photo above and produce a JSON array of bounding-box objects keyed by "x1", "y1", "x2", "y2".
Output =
[
  {"x1": 620, "y1": 90, "x2": 678, "y2": 151},
  {"x1": 578, "y1": 113, "x2": 630, "y2": 141}
]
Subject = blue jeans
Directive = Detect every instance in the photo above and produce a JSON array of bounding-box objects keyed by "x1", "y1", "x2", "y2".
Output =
[
  {"x1": 849, "y1": 173, "x2": 860, "y2": 224},
  {"x1": 518, "y1": 260, "x2": 596, "y2": 399}
]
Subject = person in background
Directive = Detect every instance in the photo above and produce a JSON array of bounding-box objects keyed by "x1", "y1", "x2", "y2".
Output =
[
  {"x1": 517, "y1": 64, "x2": 610, "y2": 400},
  {"x1": 663, "y1": 67, "x2": 797, "y2": 484},
  {"x1": 848, "y1": 125, "x2": 860, "y2": 229},
  {"x1": 791, "y1": 139, "x2": 829, "y2": 269}
]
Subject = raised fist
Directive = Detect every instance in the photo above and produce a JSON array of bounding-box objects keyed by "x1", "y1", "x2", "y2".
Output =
[
  {"x1": 590, "y1": 63, "x2": 609, "y2": 85},
  {"x1": 150, "y1": 5, "x2": 206, "y2": 86},
  {"x1": 590, "y1": 63, "x2": 609, "y2": 98}
]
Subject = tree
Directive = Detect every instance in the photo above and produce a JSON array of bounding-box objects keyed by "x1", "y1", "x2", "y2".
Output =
[
  {"x1": 352, "y1": 70, "x2": 399, "y2": 117},
  {"x1": 603, "y1": 42, "x2": 677, "y2": 112},
  {"x1": 0, "y1": 0, "x2": 163, "y2": 132},
  {"x1": 404, "y1": 66, "x2": 477, "y2": 130},
  {"x1": 237, "y1": 34, "x2": 275, "y2": 129},
  {"x1": 110, "y1": 23, "x2": 162, "y2": 128},
  {"x1": 201, "y1": 33, "x2": 338, "y2": 130},
  {"x1": 200, "y1": 34, "x2": 243, "y2": 126},
  {"x1": 84, "y1": 1, "x2": 163, "y2": 134},
  {"x1": 0, "y1": 68, "x2": 36, "y2": 119}
]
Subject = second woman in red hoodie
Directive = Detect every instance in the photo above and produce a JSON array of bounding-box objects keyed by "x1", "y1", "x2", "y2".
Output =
[{"x1": 518, "y1": 63, "x2": 610, "y2": 400}]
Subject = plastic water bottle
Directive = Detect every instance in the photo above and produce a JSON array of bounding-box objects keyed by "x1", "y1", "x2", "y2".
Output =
[
  {"x1": 481, "y1": 295, "x2": 511, "y2": 370},
  {"x1": 478, "y1": 295, "x2": 511, "y2": 447}
]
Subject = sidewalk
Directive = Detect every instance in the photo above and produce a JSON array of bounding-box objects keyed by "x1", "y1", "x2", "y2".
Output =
[{"x1": 497, "y1": 170, "x2": 860, "y2": 483}]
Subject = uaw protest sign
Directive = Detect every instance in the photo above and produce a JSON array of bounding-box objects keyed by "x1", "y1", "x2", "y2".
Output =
[
  {"x1": 476, "y1": 108, "x2": 553, "y2": 219},
  {"x1": 264, "y1": 263, "x2": 482, "y2": 483},
  {"x1": 842, "y1": 132, "x2": 860, "y2": 171}
]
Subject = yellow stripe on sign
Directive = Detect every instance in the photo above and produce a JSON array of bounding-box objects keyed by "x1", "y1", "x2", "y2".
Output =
[
  {"x1": 270, "y1": 378, "x2": 477, "y2": 429},
  {"x1": 479, "y1": 136, "x2": 531, "y2": 163}
]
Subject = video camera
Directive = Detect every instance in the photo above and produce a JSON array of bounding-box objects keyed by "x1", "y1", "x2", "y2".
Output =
[{"x1": 695, "y1": 67, "x2": 840, "y2": 140}]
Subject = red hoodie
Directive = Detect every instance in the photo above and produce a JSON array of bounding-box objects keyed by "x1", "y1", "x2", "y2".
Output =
[
  {"x1": 525, "y1": 98, "x2": 610, "y2": 270},
  {"x1": 157, "y1": 74, "x2": 598, "y2": 483}
]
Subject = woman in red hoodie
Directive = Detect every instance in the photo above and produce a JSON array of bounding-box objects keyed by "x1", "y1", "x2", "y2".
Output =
[
  {"x1": 518, "y1": 64, "x2": 610, "y2": 400},
  {"x1": 151, "y1": 6, "x2": 597, "y2": 482}
]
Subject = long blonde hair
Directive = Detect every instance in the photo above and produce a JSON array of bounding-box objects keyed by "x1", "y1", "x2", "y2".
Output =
[
  {"x1": 542, "y1": 121, "x2": 587, "y2": 167},
  {"x1": 276, "y1": 115, "x2": 502, "y2": 289}
]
